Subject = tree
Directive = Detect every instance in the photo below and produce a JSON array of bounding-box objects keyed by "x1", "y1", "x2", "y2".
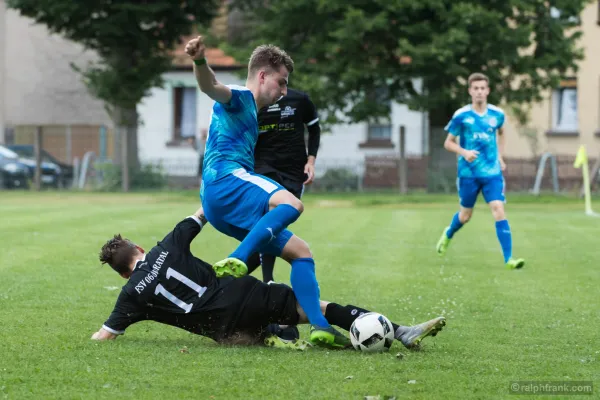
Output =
[
  {"x1": 7, "y1": 0, "x2": 219, "y2": 190},
  {"x1": 228, "y1": 0, "x2": 591, "y2": 188}
]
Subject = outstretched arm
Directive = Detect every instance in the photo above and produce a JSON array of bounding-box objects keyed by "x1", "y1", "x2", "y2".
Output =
[
  {"x1": 185, "y1": 36, "x2": 232, "y2": 104},
  {"x1": 91, "y1": 327, "x2": 117, "y2": 341}
]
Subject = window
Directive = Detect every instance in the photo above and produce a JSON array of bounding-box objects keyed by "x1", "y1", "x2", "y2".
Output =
[
  {"x1": 363, "y1": 86, "x2": 393, "y2": 147},
  {"x1": 173, "y1": 86, "x2": 197, "y2": 142},
  {"x1": 368, "y1": 125, "x2": 392, "y2": 140},
  {"x1": 551, "y1": 79, "x2": 578, "y2": 133}
]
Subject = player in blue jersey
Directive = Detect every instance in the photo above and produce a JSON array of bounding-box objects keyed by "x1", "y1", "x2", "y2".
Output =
[
  {"x1": 435, "y1": 73, "x2": 525, "y2": 270},
  {"x1": 184, "y1": 36, "x2": 348, "y2": 348}
]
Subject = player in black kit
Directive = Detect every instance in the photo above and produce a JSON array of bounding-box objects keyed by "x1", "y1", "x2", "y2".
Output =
[
  {"x1": 91, "y1": 208, "x2": 446, "y2": 351},
  {"x1": 247, "y1": 88, "x2": 321, "y2": 283}
]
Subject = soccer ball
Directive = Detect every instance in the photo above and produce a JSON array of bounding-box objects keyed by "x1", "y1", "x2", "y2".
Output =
[{"x1": 349, "y1": 312, "x2": 395, "y2": 352}]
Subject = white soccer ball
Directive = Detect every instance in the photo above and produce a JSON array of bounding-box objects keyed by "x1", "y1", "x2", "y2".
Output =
[{"x1": 350, "y1": 312, "x2": 395, "y2": 353}]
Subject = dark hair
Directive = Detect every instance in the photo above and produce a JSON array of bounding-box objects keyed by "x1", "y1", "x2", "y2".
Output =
[
  {"x1": 468, "y1": 72, "x2": 489, "y2": 86},
  {"x1": 248, "y1": 44, "x2": 294, "y2": 77},
  {"x1": 99, "y1": 234, "x2": 138, "y2": 275}
]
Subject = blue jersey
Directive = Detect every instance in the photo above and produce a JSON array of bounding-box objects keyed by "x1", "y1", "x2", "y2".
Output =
[
  {"x1": 444, "y1": 104, "x2": 505, "y2": 178},
  {"x1": 202, "y1": 85, "x2": 258, "y2": 183}
]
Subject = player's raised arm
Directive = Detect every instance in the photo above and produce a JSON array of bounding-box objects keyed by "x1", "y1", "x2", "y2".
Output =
[{"x1": 185, "y1": 36, "x2": 232, "y2": 104}]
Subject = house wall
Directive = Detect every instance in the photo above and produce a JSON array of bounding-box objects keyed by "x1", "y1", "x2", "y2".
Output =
[
  {"x1": 137, "y1": 71, "x2": 427, "y2": 177},
  {"x1": 2, "y1": 6, "x2": 111, "y2": 128},
  {"x1": 504, "y1": 2, "x2": 600, "y2": 158}
]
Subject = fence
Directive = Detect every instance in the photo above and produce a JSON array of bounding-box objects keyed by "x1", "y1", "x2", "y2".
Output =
[{"x1": 2, "y1": 125, "x2": 598, "y2": 194}]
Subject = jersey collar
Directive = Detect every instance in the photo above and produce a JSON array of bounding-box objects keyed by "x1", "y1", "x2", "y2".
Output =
[{"x1": 133, "y1": 253, "x2": 147, "y2": 270}]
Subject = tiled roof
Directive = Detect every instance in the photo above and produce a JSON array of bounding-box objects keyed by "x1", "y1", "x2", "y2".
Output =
[{"x1": 171, "y1": 36, "x2": 242, "y2": 69}]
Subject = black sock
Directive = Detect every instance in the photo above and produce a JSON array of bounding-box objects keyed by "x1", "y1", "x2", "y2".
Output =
[
  {"x1": 246, "y1": 253, "x2": 261, "y2": 275},
  {"x1": 324, "y1": 303, "x2": 401, "y2": 333},
  {"x1": 261, "y1": 254, "x2": 276, "y2": 283}
]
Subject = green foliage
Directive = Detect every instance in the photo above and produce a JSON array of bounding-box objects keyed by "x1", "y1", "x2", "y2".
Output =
[
  {"x1": 95, "y1": 162, "x2": 167, "y2": 191},
  {"x1": 6, "y1": 0, "x2": 219, "y2": 112},
  {"x1": 229, "y1": 0, "x2": 592, "y2": 125},
  {"x1": 311, "y1": 167, "x2": 360, "y2": 192}
]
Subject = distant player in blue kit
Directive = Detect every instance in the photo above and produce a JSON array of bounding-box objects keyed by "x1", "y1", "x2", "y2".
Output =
[
  {"x1": 184, "y1": 35, "x2": 349, "y2": 348},
  {"x1": 436, "y1": 73, "x2": 525, "y2": 270}
]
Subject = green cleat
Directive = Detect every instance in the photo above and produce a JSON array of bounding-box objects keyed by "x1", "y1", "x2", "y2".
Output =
[
  {"x1": 212, "y1": 257, "x2": 248, "y2": 278},
  {"x1": 436, "y1": 227, "x2": 452, "y2": 256},
  {"x1": 309, "y1": 325, "x2": 351, "y2": 349},
  {"x1": 398, "y1": 316, "x2": 446, "y2": 349},
  {"x1": 264, "y1": 334, "x2": 311, "y2": 351},
  {"x1": 506, "y1": 257, "x2": 525, "y2": 270}
]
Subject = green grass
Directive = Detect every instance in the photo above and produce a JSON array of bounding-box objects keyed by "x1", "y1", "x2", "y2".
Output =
[{"x1": 0, "y1": 191, "x2": 598, "y2": 399}]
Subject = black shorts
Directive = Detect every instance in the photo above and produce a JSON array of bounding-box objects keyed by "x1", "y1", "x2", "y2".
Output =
[
  {"x1": 205, "y1": 275, "x2": 299, "y2": 342},
  {"x1": 256, "y1": 170, "x2": 304, "y2": 199}
]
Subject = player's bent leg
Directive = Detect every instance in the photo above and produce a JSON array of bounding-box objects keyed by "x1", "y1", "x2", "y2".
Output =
[
  {"x1": 269, "y1": 189, "x2": 304, "y2": 213},
  {"x1": 278, "y1": 235, "x2": 352, "y2": 348},
  {"x1": 437, "y1": 207, "x2": 473, "y2": 256}
]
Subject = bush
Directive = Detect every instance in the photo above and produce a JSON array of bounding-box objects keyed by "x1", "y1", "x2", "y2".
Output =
[
  {"x1": 94, "y1": 162, "x2": 167, "y2": 191},
  {"x1": 312, "y1": 167, "x2": 359, "y2": 192}
]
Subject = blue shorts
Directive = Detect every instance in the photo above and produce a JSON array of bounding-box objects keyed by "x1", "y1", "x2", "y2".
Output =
[
  {"x1": 201, "y1": 168, "x2": 294, "y2": 256},
  {"x1": 457, "y1": 175, "x2": 505, "y2": 208}
]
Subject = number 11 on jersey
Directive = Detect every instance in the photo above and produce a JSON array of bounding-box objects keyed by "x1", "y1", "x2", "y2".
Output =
[{"x1": 154, "y1": 267, "x2": 207, "y2": 313}]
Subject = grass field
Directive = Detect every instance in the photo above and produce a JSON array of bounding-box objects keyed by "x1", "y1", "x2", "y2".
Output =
[{"x1": 0, "y1": 191, "x2": 598, "y2": 399}]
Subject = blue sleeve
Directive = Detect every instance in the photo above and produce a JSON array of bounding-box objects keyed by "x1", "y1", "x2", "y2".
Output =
[
  {"x1": 222, "y1": 88, "x2": 246, "y2": 112},
  {"x1": 444, "y1": 114, "x2": 462, "y2": 136}
]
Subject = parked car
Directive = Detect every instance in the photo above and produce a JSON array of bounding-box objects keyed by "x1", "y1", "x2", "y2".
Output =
[
  {"x1": 6, "y1": 145, "x2": 74, "y2": 188},
  {"x1": 0, "y1": 146, "x2": 30, "y2": 189}
]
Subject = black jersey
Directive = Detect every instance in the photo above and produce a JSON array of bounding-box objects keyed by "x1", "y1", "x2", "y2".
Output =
[
  {"x1": 255, "y1": 88, "x2": 320, "y2": 182},
  {"x1": 102, "y1": 217, "x2": 230, "y2": 337}
]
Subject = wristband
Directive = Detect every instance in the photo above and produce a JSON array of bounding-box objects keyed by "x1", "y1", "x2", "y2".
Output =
[{"x1": 193, "y1": 58, "x2": 207, "y2": 66}]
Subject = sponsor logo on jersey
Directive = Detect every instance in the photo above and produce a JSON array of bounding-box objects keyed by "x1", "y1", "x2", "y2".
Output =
[
  {"x1": 281, "y1": 105, "x2": 296, "y2": 118},
  {"x1": 473, "y1": 132, "x2": 492, "y2": 141}
]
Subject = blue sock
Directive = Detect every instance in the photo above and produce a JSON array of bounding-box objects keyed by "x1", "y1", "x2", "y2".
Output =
[
  {"x1": 290, "y1": 258, "x2": 330, "y2": 327},
  {"x1": 495, "y1": 219, "x2": 512, "y2": 263},
  {"x1": 230, "y1": 204, "x2": 300, "y2": 262},
  {"x1": 446, "y1": 212, "x2": 463, "y2": 239}
]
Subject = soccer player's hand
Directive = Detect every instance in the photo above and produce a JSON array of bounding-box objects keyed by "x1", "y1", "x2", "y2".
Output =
[
  {"x1": 304, "y1": 163, "x2": 315, "y2": 185},
  {"x1": 462, "y1": 150, "x2": 479, "y2": 162},
  {"x1": 499, "y1": 157, "x2": 506, "y2": 171},
  {"x1": 185, "y1": 36, "x2": 206, "y2": 60}
]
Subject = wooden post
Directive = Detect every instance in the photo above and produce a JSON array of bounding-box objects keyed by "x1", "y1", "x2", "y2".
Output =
[
  {"x1": 121, "y1": 127, "x2": 130, "y2": 192},
  {"x1": 398, "y1": 125, "x2": 407, "y2": 194},
  {"x1": 34, "y1": 126, "x2": 43, "y2": 191},
  {"x1": 66, "y1": 125, "x2": 72, "y2": 165}
]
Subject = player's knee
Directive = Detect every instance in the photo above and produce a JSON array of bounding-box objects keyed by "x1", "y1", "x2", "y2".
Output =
[
  {"x1": 282, "y1": 236, "x2": 312, "y2": 261},
  {"x1": 270, "y1": 191, "x2": 304, "y2": 214},
  {"x1": 293, "y1": 239, "x2": 312, "y2": 259},
  {"x1": 459, "y1": 210, "x2": 473, "y2": 224},
  {"x1": 490, "y1": 202, "x2": 505, "y2": 220}
]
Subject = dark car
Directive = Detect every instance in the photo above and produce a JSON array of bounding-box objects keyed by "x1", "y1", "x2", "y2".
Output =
[
  {"x1": 7, "y1": 145, "x2": 74, "y2": 188},
  {"x1": 0, "y1": 146, "x2": 30, "y2": 189}
]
